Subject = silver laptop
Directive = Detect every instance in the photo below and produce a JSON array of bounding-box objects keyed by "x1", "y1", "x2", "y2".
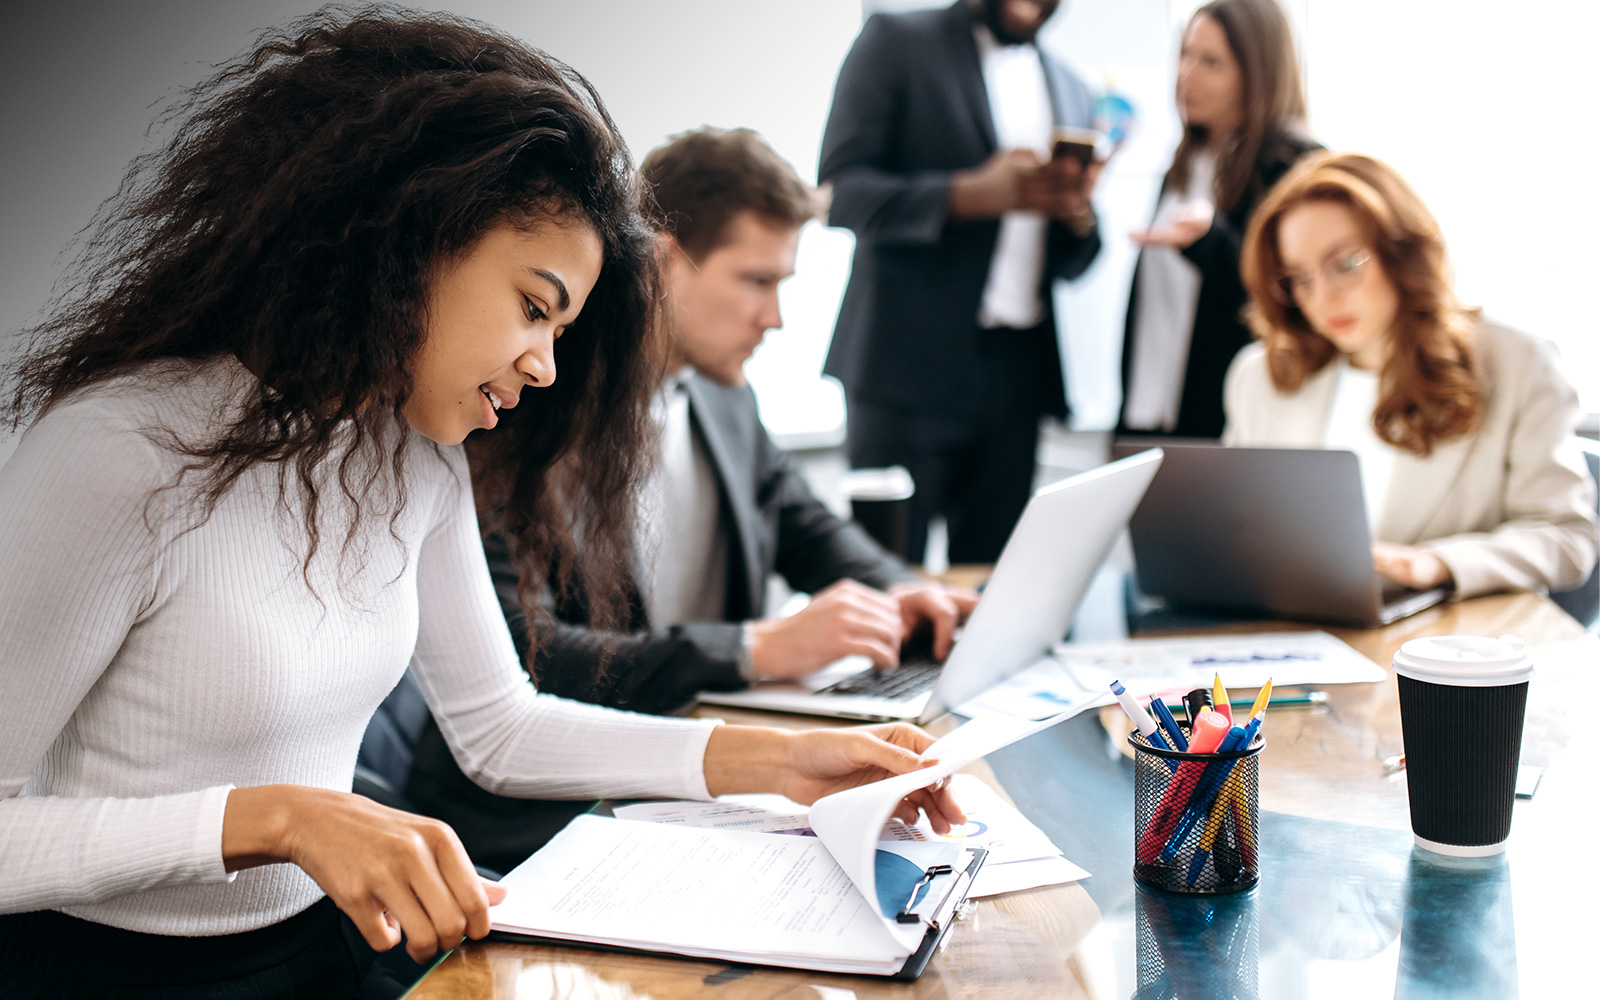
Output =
[
  {"x1": 697, "y1": 450, "x2": 1164, "y2": 722},
  {"x1": 1123, "y1": 442, "x2": 1449, "y2": 627}
]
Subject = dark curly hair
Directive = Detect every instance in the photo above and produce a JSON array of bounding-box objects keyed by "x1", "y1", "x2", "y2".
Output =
[
  {"x1": 2, "y1": 4, "x2": 658, "y2": 644},
  {"x1": 1241, "y1": 152, "x2": 1483, "y2": 456}
]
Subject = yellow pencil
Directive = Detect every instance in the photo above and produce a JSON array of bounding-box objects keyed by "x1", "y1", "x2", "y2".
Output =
[
  {"x1": 1213, "y1": 674, "x2": 1231, "y2": 723},
  {"x1": 1248, "y1": 679, "x2": 1274, "y2": 719}
]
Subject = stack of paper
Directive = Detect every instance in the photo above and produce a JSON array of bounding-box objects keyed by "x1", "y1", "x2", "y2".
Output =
[
  {"x1": 488, "y1": 704, "x2": 1100, "y2": 976},
  {"x1": 612, "y1": 773, "x2": 1089, "y2": 898}
]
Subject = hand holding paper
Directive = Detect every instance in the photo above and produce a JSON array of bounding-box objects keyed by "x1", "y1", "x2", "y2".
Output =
[
  {"x1": 811, "y1": 703, "x2": 1098, "y2": 917},
  {"x1": 704, "y1": 722, "x2": 966, "y2": 834}
]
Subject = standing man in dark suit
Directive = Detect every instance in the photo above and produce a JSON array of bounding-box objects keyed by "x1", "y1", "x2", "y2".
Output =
[
  {"x1": 821, "y1": 0, "x2": 1103, "y2": 565},
  {"x1": 405, "y1": 128, "x2": 977, "y2": 872}
]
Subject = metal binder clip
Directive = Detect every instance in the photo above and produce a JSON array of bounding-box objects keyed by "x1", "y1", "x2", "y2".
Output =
[{"x1": 896, "y1": 864, "x2": 955, "y2": 923}]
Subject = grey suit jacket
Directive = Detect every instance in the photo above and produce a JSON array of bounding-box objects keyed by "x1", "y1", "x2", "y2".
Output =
[
  {"x1": 1223, "y1": 320, "x2": 1598, "y2": 598},
  {"x1": 819, "y1": 0, "x2": 1101, "y2": 419},
  {"x1": 485, "y1": 374, "x2": 915, "y2": 715}
]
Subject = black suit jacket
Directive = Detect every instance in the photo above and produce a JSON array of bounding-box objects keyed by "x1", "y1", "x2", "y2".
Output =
[
  {"x1": 819, "y1": 0, "x2": 1102, "y2": 420},
  {"x1": 1118, "y1": 131, "x2": 1322, "y2": 439},
  {"x1": 494, "y1": 374, "x2": 915, "y2": 715}
]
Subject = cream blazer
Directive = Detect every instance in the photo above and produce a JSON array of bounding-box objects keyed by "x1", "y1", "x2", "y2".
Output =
[{"x1": 1223, "y1": 319, "x2": 1597, "y2": 599}]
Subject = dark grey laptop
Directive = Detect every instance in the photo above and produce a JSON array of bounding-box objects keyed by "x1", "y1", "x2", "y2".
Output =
[{"x1": 1120, "y1": 442, "x2": 1448, "y2": 627}]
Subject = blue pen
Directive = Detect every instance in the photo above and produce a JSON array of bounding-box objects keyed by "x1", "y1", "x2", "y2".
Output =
[
  {"x1": 1109, "y1": 680, "x2": 1178, "y2": 772},
  {"x1": 1170, "y1": 713, "x2": 1265, "y2": 868},
  {"x1": 1148, "y1": 697, "x2": 1189, "y2": 751},
  {"x1": 1161, "y1": 722, "x2": 1255, "y2": 862},
  {"x1": 1183, "y1": 714, "x2": 1265, "y2": 880}
]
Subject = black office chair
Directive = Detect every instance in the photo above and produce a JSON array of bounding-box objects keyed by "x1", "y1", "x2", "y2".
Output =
[{"x1": 1549, "y1": 442, "x2": 1600, "y2": 631}]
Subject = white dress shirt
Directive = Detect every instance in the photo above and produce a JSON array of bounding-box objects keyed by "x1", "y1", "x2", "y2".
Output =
[
  {"x1": 634, "y1": 370, "x2": 728, "y2": 627},
  {"x1": 974, "y1": 23, "x2": 1054, "y2": 330}
]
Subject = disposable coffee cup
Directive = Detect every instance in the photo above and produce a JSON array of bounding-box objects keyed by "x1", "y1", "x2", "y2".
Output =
[
  {"x1": 841, "y1": 466, "x2": 915, "y2": 562},
  {"x1": 1393, "y1": 635, "x2": 1533, "y2": 857}
]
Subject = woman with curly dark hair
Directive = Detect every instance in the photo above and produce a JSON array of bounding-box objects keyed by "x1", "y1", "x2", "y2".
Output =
[
  {"x1": 1226, "y1": 151, "x2": 1596, "y2": 598},
  {"x1": 0, "y1": 7, "x2": 960, "y2": 995}
]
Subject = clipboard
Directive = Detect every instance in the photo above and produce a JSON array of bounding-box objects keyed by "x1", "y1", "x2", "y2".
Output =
[{"x1": 487, "y1": 845, "x2": 988, "y2": 981}]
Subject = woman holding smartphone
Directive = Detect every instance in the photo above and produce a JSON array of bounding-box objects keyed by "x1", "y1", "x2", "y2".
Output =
[
  {"x1": 1226, "y1": 152, "x2": 1596, "y2": 597},
  {"x1": 1119, "y1": 0, "x2": 1320, "y2": 439},
  {"x1": 0, "y1": 10, "x2": 960, "y2": 996}
]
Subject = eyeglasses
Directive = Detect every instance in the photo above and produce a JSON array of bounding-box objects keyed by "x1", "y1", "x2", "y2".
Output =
[{"x1": 1273, "y1": 247, "x2": 1373, "y2": 306}]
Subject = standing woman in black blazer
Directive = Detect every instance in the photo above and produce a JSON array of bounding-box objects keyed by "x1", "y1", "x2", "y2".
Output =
[{"x1": 1119, "y1": 0, "x2": 1319, "y2": 439}]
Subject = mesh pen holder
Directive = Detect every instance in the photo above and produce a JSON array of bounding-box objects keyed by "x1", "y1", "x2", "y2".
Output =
[{"x1": 1130, "y1": 727, "x2": 1264, "y2": 894}]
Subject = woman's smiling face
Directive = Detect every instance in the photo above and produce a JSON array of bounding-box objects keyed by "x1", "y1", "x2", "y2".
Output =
[{"x1": 403, "y1": 215, "x2": 603, "y2": 445}]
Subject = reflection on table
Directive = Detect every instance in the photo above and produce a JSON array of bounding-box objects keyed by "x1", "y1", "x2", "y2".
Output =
[{"x1": 407, "y1": 586, "x2": 1594, "y2": 999}]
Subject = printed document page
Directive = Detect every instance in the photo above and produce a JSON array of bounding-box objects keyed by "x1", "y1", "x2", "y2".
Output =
[
  {"x1": 612, "y1": 774, "x2": 1092, "y2": 898},
  {"x1": 810, "y1": 704, "x2": 1090, "y2": 914},
  {"x1": 491, "y1": 814, "x2": 917, "y2": 974}
]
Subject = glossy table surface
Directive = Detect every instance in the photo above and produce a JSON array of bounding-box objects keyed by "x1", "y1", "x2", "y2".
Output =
[{"x1": 407, "y1": 588, "x2": 1595, "y2": 999}]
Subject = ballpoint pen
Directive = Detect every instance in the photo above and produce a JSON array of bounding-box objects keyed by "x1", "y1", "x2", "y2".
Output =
[
  {"x1": 1161, "y1": 711, "x2": 1265, "y2": 862},
  {"x1": 1186, "y1": 764, "x2": 1249, "y2": 883},
  {"x1": 1110, "y1": 679, "x2": 1176, "y2": 758},
  {"x1": 1136, "y1": 707, "x2": 1232, "y2": 862},
  {"x1": 1148, "y1": 696, "x2": 1189, "y2": 751}
]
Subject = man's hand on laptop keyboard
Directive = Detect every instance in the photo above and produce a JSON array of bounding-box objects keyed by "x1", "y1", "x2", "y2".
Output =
[
  {"x1": 888, "y1": 581, "x2": 979, "y2": 661},
  {"x1": 746, "y1": 579, "x2": 982, "y2": 681},
  {"x1": 748, "y1": 580, "x2": 904, "y2": 679}
]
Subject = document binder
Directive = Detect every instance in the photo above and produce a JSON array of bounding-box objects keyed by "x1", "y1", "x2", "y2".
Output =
[
  {"x1": 486, "y1": 707, "x2": 1089, "y2": 980},
  {"x1": 488, "y1": 831, "x2": 985, "y2": 981}
]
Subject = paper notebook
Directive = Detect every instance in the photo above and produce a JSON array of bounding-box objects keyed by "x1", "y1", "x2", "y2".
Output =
[{"x1": 487, "y1": 703, "x2": 1097, "y2": 979}]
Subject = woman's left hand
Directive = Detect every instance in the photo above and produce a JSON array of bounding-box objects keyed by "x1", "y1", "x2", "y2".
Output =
[
  {"x1": 1372, "y1": 541, "x2": 1454, "y2": 590},
  {"x1": 703, "y1": 723, "x2": 966, "y2": 834},
  {"x1": 1130, "y1": 202, "x2": 1214, "y2": 250}
]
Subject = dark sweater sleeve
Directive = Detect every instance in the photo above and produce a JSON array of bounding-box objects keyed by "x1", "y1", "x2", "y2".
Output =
[{"x1": 482, "y1": 533, "x2": 745, "y2": 716}]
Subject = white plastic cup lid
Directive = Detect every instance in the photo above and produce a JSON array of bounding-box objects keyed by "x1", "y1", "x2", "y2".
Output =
[
  {"x1": 841, "y1": 466, "x2": 915, "y2": 501},
  {"x1": 1392, "y1": 634, "x2": 1533, "y2": 687}
]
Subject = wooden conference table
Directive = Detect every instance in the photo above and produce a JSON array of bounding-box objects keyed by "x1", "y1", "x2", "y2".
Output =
[{"x1": 407, "y1": 582, "x2": 1595, "y2": 999}]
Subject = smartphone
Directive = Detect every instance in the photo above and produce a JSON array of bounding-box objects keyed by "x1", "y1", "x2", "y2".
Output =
[{"x1": 1051, "y1": 127, "x2": 1101, "y2": 166}]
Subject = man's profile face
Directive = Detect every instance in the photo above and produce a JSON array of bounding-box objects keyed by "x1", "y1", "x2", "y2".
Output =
[{"x1": 664, "y1": 210, "x2": 800, "y2": 386}]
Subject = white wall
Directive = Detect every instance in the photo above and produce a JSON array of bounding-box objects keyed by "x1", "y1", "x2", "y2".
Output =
[
  {"x1": 0, "y1": 0, "x2": 865, "y2": 465},
  {"x1": 1297, "y1": 0, "x2": 1600, "y2": 411}
]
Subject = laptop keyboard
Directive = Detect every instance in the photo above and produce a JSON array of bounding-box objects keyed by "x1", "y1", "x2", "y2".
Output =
[{"x1": 818, "y1": 661, "x2": 941, "y2": 700}]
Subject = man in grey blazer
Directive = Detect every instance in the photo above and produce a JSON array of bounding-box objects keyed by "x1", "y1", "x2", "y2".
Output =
[
  {"x1": 405, "y1": 128, "x2": 976, "y2": 872},
  {"x1": 822, "y1": 0, "x2": 1103, "y2": 564}
]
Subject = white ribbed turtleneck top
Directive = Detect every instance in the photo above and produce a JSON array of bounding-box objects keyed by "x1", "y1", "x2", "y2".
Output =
[{"x1": 0, "y1": 356, "x2": 718, "y2": 935}]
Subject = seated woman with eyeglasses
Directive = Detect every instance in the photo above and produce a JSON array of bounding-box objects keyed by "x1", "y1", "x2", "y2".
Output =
[{"x1": 1223, "y1": 152, "x2": 1596, "y2": 598}]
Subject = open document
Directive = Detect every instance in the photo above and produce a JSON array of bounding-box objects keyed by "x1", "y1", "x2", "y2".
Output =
[
  {"x1": 488, "y1": 703, "x2": 1096, "y2": 978},
  {"x1": 612, "y1": 773, "x2": 1090, "y2": 898}
]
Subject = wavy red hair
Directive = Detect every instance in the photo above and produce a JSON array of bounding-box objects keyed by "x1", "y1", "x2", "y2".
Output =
[{"x1": 1240, "y1": 152, "x2": 1483, "y2": 456}]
